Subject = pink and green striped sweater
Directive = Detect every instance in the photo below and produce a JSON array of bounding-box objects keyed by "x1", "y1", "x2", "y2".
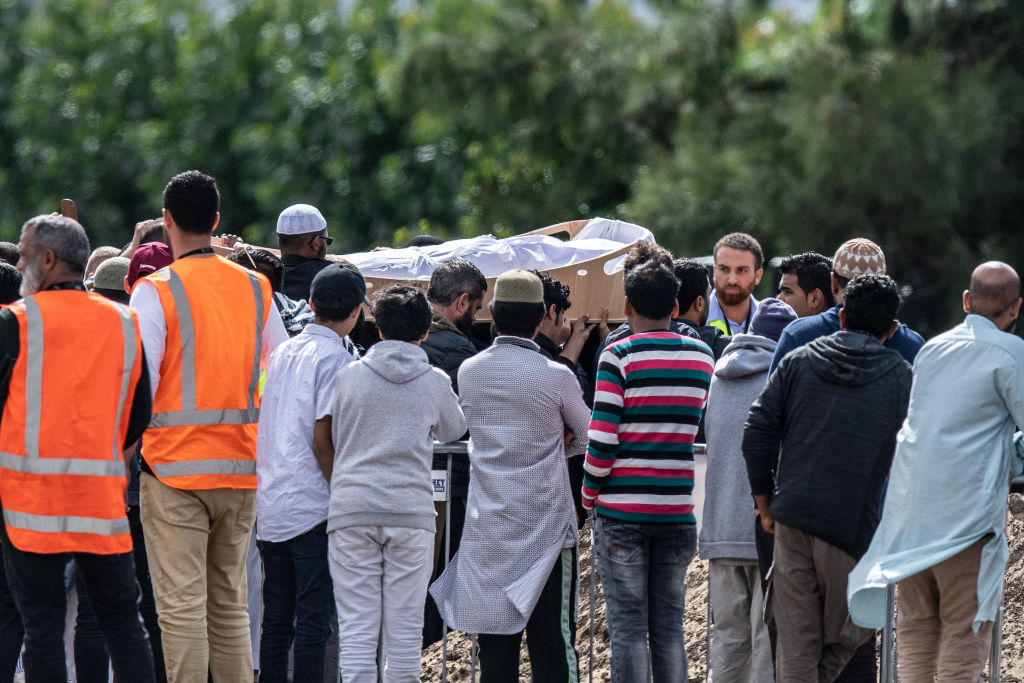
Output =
[{"x1": 582, "y1": 331, "x2": 714, "y2": 523}]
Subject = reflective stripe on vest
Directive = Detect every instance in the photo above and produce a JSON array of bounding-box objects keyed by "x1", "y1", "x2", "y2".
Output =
[
  {"x1": 709, "y1": 318, "x2": 733, "y2": 337},
  {"x1": 151, "y1": 458, "x2": 256, "y2": 478},
  {"x1": 149, "y1": 268, "x2": 264, "y2": 428},
  {"x1": 2, "y1": 509, "x2": 129, "y2": 537}
]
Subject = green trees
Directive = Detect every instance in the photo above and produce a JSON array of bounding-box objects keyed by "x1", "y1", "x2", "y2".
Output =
[{"x1": 0, "y1": 0, "x2": 1021, "y2": 333}]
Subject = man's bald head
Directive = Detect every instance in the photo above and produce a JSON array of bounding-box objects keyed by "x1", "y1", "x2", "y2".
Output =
[{"x1": 965, "y1": 261, "x2": 1021, "y2": 327}]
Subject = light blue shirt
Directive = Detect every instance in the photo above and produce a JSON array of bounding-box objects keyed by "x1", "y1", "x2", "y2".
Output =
[
  {"x1": 848, "y1": 315, "x2": 1024, "y2": 631},
  {"x1": 707, "y1": 291, "x2": 758, "y2": 336}
]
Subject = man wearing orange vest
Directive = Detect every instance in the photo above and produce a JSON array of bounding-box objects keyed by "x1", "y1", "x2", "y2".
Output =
[
  {"x1": 129, "y1": 171, "x2": 287, "y2": 682},
  {"x1": 0, "y1": 214, "x2": 156, "y2": 681}
]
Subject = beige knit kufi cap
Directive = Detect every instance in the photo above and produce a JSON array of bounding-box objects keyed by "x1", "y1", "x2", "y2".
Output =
[
  {"x1": 493, "y1": 269, "x2": 544, "y2": 304},
  {"x1": 832, "y1": 238, "x2": 886, "y2": 278}
]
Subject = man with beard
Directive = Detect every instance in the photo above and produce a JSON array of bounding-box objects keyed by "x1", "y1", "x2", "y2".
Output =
[
  {"x1": 0, "y1": 215, "x2": 155, "y2": 681},
  {"x1": 420, "y1": 257, "x2": 488, "y2": 646},
  {"x1": 848, "y1": 262, "x2": 1024, "y2": 682},
  {"x1": 277, "y1": 203, "x2": 334, "y2": 302},
  {"x1": 709, "y1": 233, "x2": 763, "y2": 336}
]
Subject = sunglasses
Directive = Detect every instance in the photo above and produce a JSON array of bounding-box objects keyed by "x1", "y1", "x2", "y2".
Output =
[{"x1": 309, "y1": 232, "x2": 334, "y2": 247}]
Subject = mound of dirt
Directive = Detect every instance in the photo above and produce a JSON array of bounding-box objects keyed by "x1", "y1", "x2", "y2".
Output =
[{"x1": 423, "y1": 494, "x2": 1024, "y2": 682}]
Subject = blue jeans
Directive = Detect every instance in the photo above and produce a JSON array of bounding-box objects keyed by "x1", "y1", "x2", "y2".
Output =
[
  {"x1": 257, "y1": 521, "x2": 334, "y2": 683},
  {"x1": 592, "y1": 516, "x2": 696, "y2": 683}
]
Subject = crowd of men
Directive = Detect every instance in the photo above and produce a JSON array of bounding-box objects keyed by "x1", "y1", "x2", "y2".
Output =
[{"x1": 0, "y1": 168, "x2": 1021, "y2": 683}]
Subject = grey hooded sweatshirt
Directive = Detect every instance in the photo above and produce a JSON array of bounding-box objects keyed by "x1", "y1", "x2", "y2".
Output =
[
  {"x1": 742, "y1": 330, "x2": 912, "y2": 559},
  {"x1": 699, "y1": 333, "x2": 776, "y2": 562},
  {"x1": 328, "y1": 340, "x2": 467, "y2": 533}
]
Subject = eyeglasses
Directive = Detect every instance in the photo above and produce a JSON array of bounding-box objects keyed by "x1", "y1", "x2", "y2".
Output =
[{"x1": 308, "y1": 232, "x2": 334, "y2": 247}]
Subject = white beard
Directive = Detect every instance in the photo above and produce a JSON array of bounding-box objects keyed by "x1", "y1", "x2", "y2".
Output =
[{"x1": 19, "y1": 260, "x2": 41, "y2": 297}]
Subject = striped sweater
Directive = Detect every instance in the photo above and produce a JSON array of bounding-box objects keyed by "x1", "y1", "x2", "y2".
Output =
[{"x1": 582, "y1": 331, "x2": 714, "y2": 523}]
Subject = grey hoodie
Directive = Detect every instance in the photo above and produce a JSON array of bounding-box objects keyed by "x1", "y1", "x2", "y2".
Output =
[
  {"x1": 699, "y1": 333, "x2": 776, "y2": 562},
  {"x1": 328, "y1": 340, "x2": 467, "y2": 533}
]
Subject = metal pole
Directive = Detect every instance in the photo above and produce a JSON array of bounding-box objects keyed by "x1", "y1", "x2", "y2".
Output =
[
  {"x1": 706, "y1": 564, "x2": 713, "y2": 683},
  {"x1": 589, "y1": 523, "x2": 596, "y2": 683},
  {"x1": 990, "y1": 603, "x2": 1003, "y2": 683},
  {"x1": 440, "y1": 449, "x2": 453, "y2": 683},
  {"x1": 881, "y1": 583, "x2": 896, "y2": 683},
  {"x1": 471, "y1": 634, "x2": 478, "y2": 680}
]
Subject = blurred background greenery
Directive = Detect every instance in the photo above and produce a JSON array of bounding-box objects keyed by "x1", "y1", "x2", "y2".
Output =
[{"x1": 0, "y1": 0, "x2": 1020, "y2": 336}]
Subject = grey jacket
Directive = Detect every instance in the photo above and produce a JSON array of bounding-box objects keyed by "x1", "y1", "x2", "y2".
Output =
[
  {"x1": 699, "y1": 333, "x2": 775, "y2": 562},
  {"x1": 328, "y1": 340, "x2": 466, "y2": 533}
]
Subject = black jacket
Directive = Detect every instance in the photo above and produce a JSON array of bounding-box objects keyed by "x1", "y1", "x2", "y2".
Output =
[
  {"x1": 281, "y1": 254, "x2": 332, "y2": 302},
  {"x1": 421, "y1": 311, "x2": 478, "y2": 495},
  {"x1": 742, "y1": 330, "x2": 912, "y2": 559}
]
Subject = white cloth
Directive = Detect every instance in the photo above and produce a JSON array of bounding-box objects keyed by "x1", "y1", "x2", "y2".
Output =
[
  {"x1": 339, "y1": 217, "x2": 654, "y2": 281},
  {"x1": 130, "y1": 275, "x2": 287, "y2": 398},
  {"x1": 329, "y1": 525, "x2": 434, "y2": 683},
  {"x1": 257, "y1": 324, "x2": 355, "y2": 543}
]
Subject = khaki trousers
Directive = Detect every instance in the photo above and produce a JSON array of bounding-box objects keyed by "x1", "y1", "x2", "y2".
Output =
[
  {"x1": 141, "y1": 473, "x2": 256, "y2": 683},
  {"x1": 897, "y1": 537, "x2": 994, "y2": 683},
  {"x1": 771, "y1": 523, "x2": 872, "y2": 683}
]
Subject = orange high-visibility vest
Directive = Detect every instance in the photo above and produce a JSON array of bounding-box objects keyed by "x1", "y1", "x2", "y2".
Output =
[
  {"x1": 142, "y1": 254, "x2": 272, "y2": 490},
  {"x1": 0, "y1": 290, "x2": 142, "y2": 555}
]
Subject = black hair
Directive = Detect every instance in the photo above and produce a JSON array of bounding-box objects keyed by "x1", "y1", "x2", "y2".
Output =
[
  {"x1": 227, "y1": 248, "x2": 283, "y2": 293},
  {"x1": 833, "y1": 273, "x2": 850, "y2": 291},
  {"x1": 625, "y1": 261, "x2": 680, "y2": 319},
  {"x1": 136, "y1": 218, "x2": 166, "y2": 246},
  {"x1": 622, "y1": 241, "x2": 673, "y2": 273},
  {"x1": 163, "y1": 170, "x2": 220, "y2": 235},
  {"x1": 490, "y1": 300, "x2": 546, "y2": 338},
  {"x1": 0, "y1": 242, "x2": 19, "y2": 266},
  {"x1": 426, "y1": 258, "x2": 487, "y2": 306},
  {"x1": 406, "y1": 234, "x2": 444, "y2": 248},
  {"x1": 843, "y1": 274, "x2": 901, "y2": 338},
  {"x1": 94, "y1": 287, "x2": 130, "y2": 305},
  {"x1": 713, "y1": 232, "x2": 764, "y2": 270},
  {"x1": 673, "y1": 258, "x2": 711, "y2": 314},
  {"x1": 372, "y1": 284, "x2": 433, "y2": 342},
  {"x1": 779, "y1": 252, "x2": 835, "y2": 308},
  {"x1": 277, "y1": 232, "x2": 310, "y2": 252},
  {"x1": 0, "y1": 262, "x2": 21, "y2": 304},
  {"x1": 531, "y1": 270, "x2": 571, "y2": 316}
]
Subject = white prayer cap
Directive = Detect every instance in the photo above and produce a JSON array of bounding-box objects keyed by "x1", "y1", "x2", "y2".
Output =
[{"x1": 276, "y1": 204, "x2": 326, "y2": 235}]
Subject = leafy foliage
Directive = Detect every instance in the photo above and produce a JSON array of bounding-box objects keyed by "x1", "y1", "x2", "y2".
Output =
[{"x1": 0, "y1": 0, "x2": 1021, "y2": 334}]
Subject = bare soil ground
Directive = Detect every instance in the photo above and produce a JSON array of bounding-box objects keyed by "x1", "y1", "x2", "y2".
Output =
[{"x1": 423, "y1": 495, "x2": 1024, "y2": 682}]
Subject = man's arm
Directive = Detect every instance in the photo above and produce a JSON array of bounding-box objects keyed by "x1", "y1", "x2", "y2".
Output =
[
  {"x1": 560, "y1": 368, "x2": 591, "y2": 456},
  {"x1": 128, "y1": 280, "x2": 166, "y2": 398},
  {"x1": 582, "y1": 349, "x2": 625, "y2": 510},
  {"x1": 768, "y1": 327, "x2": 797, "y2": 376},
  {"x1": 122, "y1": 349, "x2": 153, "y2": 450},
  {"x1": 742, "y1": 360, "x2": 788, "y2": 529},
  {"x1": 312, "y1": 416, "x2": 334, "y2": 483},
  {"x1": 432, "y1": 372, "x2": 468, "y2": 443}
]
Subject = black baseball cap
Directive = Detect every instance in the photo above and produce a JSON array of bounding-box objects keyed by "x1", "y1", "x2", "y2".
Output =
[{"x1": 310, "y1": 264, "x2": 370, "y2": 313}]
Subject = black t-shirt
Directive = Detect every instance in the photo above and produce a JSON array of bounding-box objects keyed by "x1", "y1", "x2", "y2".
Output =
[{"x1": 281, "y1": 254, "x2": 332, "y2": 302}]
